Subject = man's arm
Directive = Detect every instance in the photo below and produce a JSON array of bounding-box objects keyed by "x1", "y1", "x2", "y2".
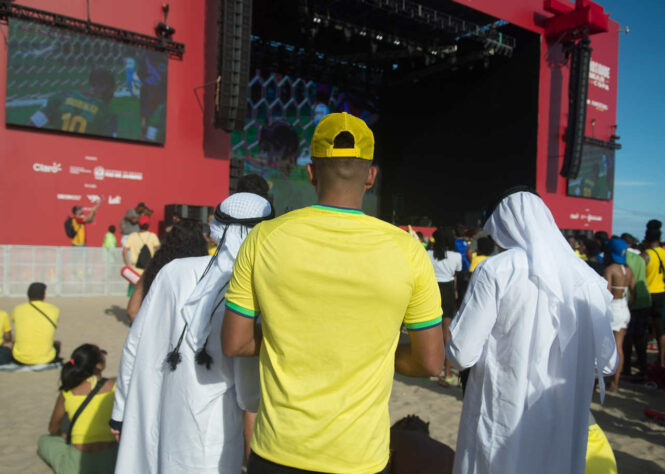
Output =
[
  {"x1": 122, "y1": 246, "x2": 132, "y2": 267},
  {"x1": 3, "y1": 330, "x2": 12, "y2": 346},
  {"x1": 395, "y1": 325, "x2": 444, "y2": 377},
  {"x1": 222, "y1": 309, "x2": 262, "y2": 357},
  {"x1": 446, "y1": 267, "x2": 497, "y2": 370},
  {"x1": 83, "y1": 200, "x2": 101, "y2": 224}
]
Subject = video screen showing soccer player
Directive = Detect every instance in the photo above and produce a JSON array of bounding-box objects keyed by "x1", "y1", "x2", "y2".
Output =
[
  {"x1": 567, "y1": 143, "x2": 615, "y2": 201},
  {"x1": 5, "y1": 19, "x2": 168, "y2": 144},
  {"x1": 231, "y1": 71, "x2": 380, "y2": 216}
]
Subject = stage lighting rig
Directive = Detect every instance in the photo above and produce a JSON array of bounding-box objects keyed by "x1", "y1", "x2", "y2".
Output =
[{"x1": 155, "y1": 3, "x2": 175, "y2": 40}]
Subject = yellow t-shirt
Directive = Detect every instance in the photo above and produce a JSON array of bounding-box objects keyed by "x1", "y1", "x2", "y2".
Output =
[
  {"x1": 225, "y1": 205, "x2": 442, "y2": 473},
  {"x1": 71, "y1": 218, "x2": 85, "y2": 246},
  {"x1": 645, "y1": 247, "x2": 665, "y2": 294},
  {"x1": 469, "y1": 254, "x2": 489, "y2": 272},
  {"x1": 124, "y1": 231, "x2": 160, "y2": 270},
  {"x1": 63, "y1": 376, "x2": 116, "y2": 444},
  {"x1": 11, "y1": 301, "x2": 60, "y2": 364},
  {"x1": 0, "y1": 310, "x2": 11, "y2": 337}
]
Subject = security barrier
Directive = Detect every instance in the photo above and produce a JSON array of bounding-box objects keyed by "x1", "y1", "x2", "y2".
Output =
[{"x1": 0, "y1": 246, "x2": 127, "y2": 297}]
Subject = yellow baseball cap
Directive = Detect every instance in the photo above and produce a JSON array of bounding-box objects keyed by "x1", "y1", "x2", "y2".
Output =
[{"x1": 310, "y1": 112, "x2": 374, "y2": 160}]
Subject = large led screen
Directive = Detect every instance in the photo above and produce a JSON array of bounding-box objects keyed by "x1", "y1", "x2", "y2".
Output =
[
  {"x1": 567, "y1": 143, "x2": 615, "y2": 201},
  {"x1": 5, "y1": 19, "x2": 168, "y2": 144},
  {"x1": 231, "y1": 71, "x2": 380, "y2": 216}
]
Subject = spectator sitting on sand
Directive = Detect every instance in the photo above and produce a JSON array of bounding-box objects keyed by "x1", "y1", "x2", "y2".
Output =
[
  {"x1": 0, "y1": 308, "x2": 13, "y2": 364},
  {"x1": 389, "y1": 415, "x2": 454, "y2": 474},
  {"x1": 11, "y1": 283, "x2": 61, "y2": 365},
  {"x1": 38, "y1": 344, "x2": 117, "y2": 474}
]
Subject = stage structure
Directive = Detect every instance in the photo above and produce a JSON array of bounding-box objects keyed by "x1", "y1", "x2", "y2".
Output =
[{"x1": 0, "y1": 0, "x2": 620, "y2": 247}]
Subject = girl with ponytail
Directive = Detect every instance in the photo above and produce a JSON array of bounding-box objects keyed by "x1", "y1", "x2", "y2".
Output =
[{"x1": 37, "y1": 344, "x2": 117, "y2": 474}]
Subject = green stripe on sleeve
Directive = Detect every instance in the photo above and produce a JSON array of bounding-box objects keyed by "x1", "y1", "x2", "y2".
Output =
[
  {"x1": 225, "y1": 301, "x2": 259, "y2": 318},
  {"x1": 405, "y1": 316, "x2": 443, "y2": 331}
]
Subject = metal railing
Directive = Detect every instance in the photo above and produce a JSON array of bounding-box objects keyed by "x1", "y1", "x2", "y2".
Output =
[{"x1": 0, "y1": 246, "x2": 128, "y2": 297}]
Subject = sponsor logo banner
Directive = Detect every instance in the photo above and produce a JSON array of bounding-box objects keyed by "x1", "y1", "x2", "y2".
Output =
[
  {"x1": 57, "y1": 193, "x2": 81, "y2": 201},
  {"x1": 94, "y1": 166, "x2": 143, "y2": 181},
  {"x1": 33, "y1": 162, "x2": 62, "y2": 173}
]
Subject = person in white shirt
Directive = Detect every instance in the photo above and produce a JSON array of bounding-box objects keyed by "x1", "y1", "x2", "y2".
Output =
[
  {"x1": 447, "y1": 187, "x2": 617, "y2": 474},
  {"x1": 110, "y1": 193, "x2": 273, "y2": 473},
  {"x1": 428, "y1": 226, "x2": 462, "y2": 386}
]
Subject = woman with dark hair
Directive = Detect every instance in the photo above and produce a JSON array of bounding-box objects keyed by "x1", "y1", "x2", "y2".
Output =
[
  {"x1": 38, "y1": 344, "x2": 117, "y2": 473},
  {"x1": 126, "y1": 220, "x2": 208, "y2": 322},
  {"x1": 428, "y1": 226, "x2": 462, "y2": 386},
  {"x1": 604, "y1": 237, "x2": 635, "y2": 391}
]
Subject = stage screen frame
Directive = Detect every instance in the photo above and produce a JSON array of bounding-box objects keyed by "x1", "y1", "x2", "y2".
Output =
[{"x1": 566, "y1": 142, "x2": 615, "y2": 201}]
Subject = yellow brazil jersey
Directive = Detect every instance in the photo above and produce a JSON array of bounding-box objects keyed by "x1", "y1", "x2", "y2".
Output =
[
  {"x1": 0, "y1": 310, "x2": 11, "y2": 337},
  {"x1": 469, "y1": 254, "x2": 488, "y2": 272},
  {"x1": 71, "y1": 218, "x2": 85, "y2": 246},
  {"x1": 11, "y1": 301, "x2": 60, "y2": 364},
  {"x1": 63, "y1": 376, "x2": 116, "y2": 444},
  {"x1": 645, "y1": 247, "x2": 665, "y2": 294},
  {"x1": 225, "y1": 205, "x2": 442, "y2": 473}
]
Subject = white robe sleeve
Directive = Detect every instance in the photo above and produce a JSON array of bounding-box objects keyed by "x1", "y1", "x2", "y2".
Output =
[
  {"x1": 111, "y1": 271, "x2": 164, "y2": 423},
  {"x1": 233, "y1": 356, "x2": 261, "y2": 412},
  {"x1": 447, "y1": 267, "x2": 498, "y2": 370}
]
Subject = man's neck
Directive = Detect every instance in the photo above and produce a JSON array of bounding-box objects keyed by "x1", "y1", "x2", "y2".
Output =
[{"x1": 317, "y1": 193, "x2": 364, "y2": 210}]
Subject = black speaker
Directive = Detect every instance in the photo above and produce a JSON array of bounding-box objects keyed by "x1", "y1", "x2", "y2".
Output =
[
  {"x1": 214, "y1": 0, "x2": 252, "y2": 132},
  {"x1": 561, "y1": 37, "x2": 592, "y2": 179},
  {"x1": 228, "y1": 156, "x2": 245, "y2": 193}
]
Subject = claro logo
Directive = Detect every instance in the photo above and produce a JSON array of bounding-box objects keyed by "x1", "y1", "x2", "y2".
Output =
[{"x1": 33, "y1": 162, "x2": 63, "y2": 173}]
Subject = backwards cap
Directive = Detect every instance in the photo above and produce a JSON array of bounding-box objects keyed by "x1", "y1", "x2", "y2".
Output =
[{"x1": 311, "y1": 112, "x2": 374, "y2": 160}]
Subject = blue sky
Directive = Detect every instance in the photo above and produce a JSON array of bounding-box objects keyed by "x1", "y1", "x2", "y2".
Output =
[{"x1": 603, "y1": 1, "x2": 665, "y2": 238}]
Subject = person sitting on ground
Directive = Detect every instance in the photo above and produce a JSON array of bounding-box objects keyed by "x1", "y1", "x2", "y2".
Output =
[
  {"x1": 469, "y1": 237, "x2": 494, "y2": 273},
  {"x1": 11, "y1": 282, "x2": 61, "y2": 365},
  {"x1": 389, "y1": 415, "x2": 455, "y2": 474},
  {"x1": 123, "y1": 216, "x2": 160, "y2": 297},
  {"x1": 38, "y1": 344, "x2": 117, "y2": 474},
  {"x1": 428, "y1": 227, "x2": 462, "y2": 387},
  {"x1": 126, "y1": 220, "x2": 209, "y2": 322},
  {"x1": 102, "y1": 225, "x2": 117, "y2": 248},
  {"x1": 604, "y1": 237, "x2": 635, "y2": 392},
  {"x1": 0, "y1": 308, "x2": 13, "y2": 364}
]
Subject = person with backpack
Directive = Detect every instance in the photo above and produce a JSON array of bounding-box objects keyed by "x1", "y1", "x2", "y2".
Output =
[
  {"x1": 122, "y1": 216, "x2": 160, "y2": 296},
  {"x1": 642, "y1": 219, "x2": 665, "y2": 367},
  {"x1": 38, "y1": 344, "x2": 117, "y2": 474},
  {"x1": 11, "y1": 282, "x2": 61, "y2": 365},
  {"x1": 66, "y1": 200, "x2": 101, "y2": 247}
]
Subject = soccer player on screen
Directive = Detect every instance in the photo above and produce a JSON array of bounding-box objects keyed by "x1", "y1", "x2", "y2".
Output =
[{"x1": 28, "y1": 69, "x2": 118, "y2": 137}]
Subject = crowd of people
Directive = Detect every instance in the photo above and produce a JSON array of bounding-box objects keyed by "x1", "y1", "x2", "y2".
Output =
[{"x1": 1, "y1": 111, "x2": 662, "y2": 474}]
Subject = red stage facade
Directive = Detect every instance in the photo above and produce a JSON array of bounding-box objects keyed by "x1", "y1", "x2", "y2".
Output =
[{"x1": 0, "y1": 0, "x2": 619, "y2": 245}]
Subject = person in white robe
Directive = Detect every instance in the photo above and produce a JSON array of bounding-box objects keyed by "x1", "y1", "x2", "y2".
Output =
[
  {"x1": 446, "y1": 188, "x2": 618, "y2": 474},
  {"x1": 110, "y1": 193, "x2": 273, "y2": 473}
]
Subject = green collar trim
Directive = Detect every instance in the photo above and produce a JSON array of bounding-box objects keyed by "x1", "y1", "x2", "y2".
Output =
[{"x1": 312, "y1": 204, "x2": 364, "y2": 215}]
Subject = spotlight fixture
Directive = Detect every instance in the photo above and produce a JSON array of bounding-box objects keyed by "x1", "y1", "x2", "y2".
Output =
[{"x1": 155, "y1": 3, "x2": 175, "y2": 39}]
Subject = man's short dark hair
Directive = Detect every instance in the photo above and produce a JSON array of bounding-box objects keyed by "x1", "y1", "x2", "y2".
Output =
[
  {"x1": 236, "y1": 174, "x2": 270, "y2": 200},
  {"x1": 453, "y1": 224, "x2": 466, "y2": 238},
  {"x1": 27, "y1": 282, "x2": 46, "y2": 301},
  {"x1": 477, "y1": 237, "x2": 495, "y2": 256},
  {"x1": 108, "y1": 225, "x2": 116, "y2": 233},
  {"x1": 72, "y1": 206, "x2": 82, "y2": 214},
  {"x1": 594, "y1": 231, "x2": 609, "y2": 243}
]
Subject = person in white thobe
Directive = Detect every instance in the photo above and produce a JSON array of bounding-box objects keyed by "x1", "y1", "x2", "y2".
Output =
[
  {"x1": 111, "y1": 193, "x2": 273, "y2": 473},
  {"x1": 447, "y1": 189, "x2": 617, "y2": 474}
]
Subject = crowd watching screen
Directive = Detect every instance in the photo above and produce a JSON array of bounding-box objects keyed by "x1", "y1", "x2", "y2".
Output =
[
  {"x1": 231, "y1": 71, "x2": 380, "y2": 216},
  {"x1": 5, "y1": 19, "x2": 168, "y2": 144},
  {"x1": 567, "y1": 143, "x2": 615, "y2": 201}
]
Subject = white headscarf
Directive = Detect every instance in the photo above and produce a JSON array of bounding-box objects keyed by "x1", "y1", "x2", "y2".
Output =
[
  {"x1": 181, "y1": 192, "x2": 272, "y2": 355},
  {"x1": 484, "y1": 191, "x2": 615, "y2": 403}
]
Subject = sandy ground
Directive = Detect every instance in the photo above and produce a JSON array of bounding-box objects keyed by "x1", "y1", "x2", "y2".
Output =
[{"x1": 0, "y1": 296, "x2": 663, "y2": 473}]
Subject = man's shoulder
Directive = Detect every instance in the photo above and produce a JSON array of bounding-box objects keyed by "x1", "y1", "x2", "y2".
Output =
[
  {"x1": 480, "y1": 249, "x2": 527, "y2": 275},
  {"x1": 39, "y1": 302, "x2": 60, "y2": 314}
]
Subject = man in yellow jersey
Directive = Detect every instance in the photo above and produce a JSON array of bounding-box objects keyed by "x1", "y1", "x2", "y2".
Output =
[
  {"x1": 70, "y1": 200, "x2": 101, "y2": 247},
  {"x1": 642, "y1": 220, "x2": 665, "y2": 366},
  {"x1": 222, "y1": 112, "x2": 444, "y2": 474},
  {"x1": 11, "y1": 283, "x2": 61, "y2": 365}
]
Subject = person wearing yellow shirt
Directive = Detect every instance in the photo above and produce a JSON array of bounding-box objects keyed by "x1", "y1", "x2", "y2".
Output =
[
  {"x1": 38, "y1": 344, "x2": 117, "y2": 474},
  {"x1": 11, "y1": 282, "x2": 61, "y2": 365},
  {"x1": 642, "y1": 220, "x2": 665, "y2": 366},
  {"x1": 222, "y1": 112, "x2": 444, "y2": 474},
  {"x1": 0, "y1": 309, "x2": 13, "y2": 364},
  {"x1": 469, "y1": 236, "x2": 495, "y2": 273},
  {"x1": 71, "y1": 200, "x2": 101, "y2": 247}
]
